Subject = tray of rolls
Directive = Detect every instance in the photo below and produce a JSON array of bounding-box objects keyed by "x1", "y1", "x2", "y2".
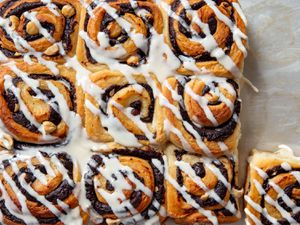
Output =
[{"x1": 0, "y1": 0, "x2": 299, "y2": 224}]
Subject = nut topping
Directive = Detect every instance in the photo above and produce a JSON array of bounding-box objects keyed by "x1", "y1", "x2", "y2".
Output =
[
  {"x1": 62, "y1": 5, "x2": 75, "y2": 18},
  {"x1": 44, "y1": 44, "x2": 59, "y2": 56},
  {"x1": 42, "y1": 121, "x2": 57, "y2": 134},
  {"x1": 26, "y1": 21, "x2": 39, "y2": 35},
  {"x1": 9, "y1": 15, "x2": 19, "y2": 30}
]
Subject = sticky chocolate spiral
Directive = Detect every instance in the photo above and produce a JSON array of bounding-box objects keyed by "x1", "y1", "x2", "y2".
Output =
[
  {"x1": 162, "y1": 75, "x2": 240, "y2": 156},
  {"x1": 245, "y1": 150, "x2": 300, "y2": 225},
  {"x1": 165, "y1": 146, "x2": 241, "y2": 224},
  {"x1": 84, "y1": 71, "x2": 164, "y2": 146},
  {"x1": 78, "y1": 0, "x2": 163, "y2": 70},
  {"x1": 0, "y1": 151, "x2": 87, "y2": 225},
  {"x1": 0, "y1": 0, "x2": 81, "y2": 61},
  {"x1": 0, "y1": 62, "x2": 78, "y2": 146},
  {"x1": 165, "y1": 0, "x2": 247, "y2": 76},
  {"x1": 84, "y1": 149, "x2": 165, "y2": 224}
]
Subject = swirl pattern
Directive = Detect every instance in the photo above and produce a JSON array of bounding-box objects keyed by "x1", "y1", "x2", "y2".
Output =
[
  {"x1": 84, "y1": 148, "x2": 166, "y2": 224},
  {"x1": 0, "y1": 151, "x2": 88, "y2": 225},
  {"x1": 77, "y1": 0, "x2": 163, "y2": 71},
  {"x1": 161, "y1": 75, "x2": 240, "y2": 156},
  {"x1": 165, "y1": 145, "x2": 242, "y2": 224},
  {"x1": 0, "y1": 0, "x2": 81, "y2": 61},
  {"x1": 0, "y1": 62, "x2": 82, "y2": 146},
  {"x1": 163, "y1": 0, "x2": 247, "y2": 77},
  {"x1": 84, "y1": 70, "x2": 164, "y2": 147},
  {"x1": 245, "y1": 149, "x2": 300, "y2": 225}
]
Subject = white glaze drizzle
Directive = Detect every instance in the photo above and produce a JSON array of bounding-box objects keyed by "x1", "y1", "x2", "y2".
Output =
[
  {"x1": 161, "y1": 75, "x2": 238, "y2": 155},
  {"x1": 164, "y1": 161, "x2": 218, "y2": 225},
  {"x1": 175, "y1": 159, "x2": 237, "y2": 214},
  {"x1": 23, "y1": 11, "x2": 55, "y2": 43},
  {"x1": 245, "y1": 158, "x2": 300, "y2": 225},
  {"x1": 0, "y1": 0, "x2": 249, "y2": 224},
  {"x1": 0, "y1": 152, "x2": 83, "y2": 224},
  {"x1": 86, "y1": 152, "x2": 165, "y2": 224}
]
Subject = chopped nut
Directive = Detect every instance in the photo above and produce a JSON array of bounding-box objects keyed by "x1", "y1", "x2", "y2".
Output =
[
  {"x1": 200, "y1": 193, "x2": 209, "y2": 201},
  {"x1": 232, "y1": 188, "x2": 244, "y2": 198},
  {"x1": 107, "y1": 22, "x2": 122, "y2": 38},
  {"x1": 26, "y1": 21, "x2": 39, "y2": 35},
  {"x1": 42, "y1": 121, "x2": 57, "y2": 134},
  {"x1": 9, "y1": 15, "x2": 19, "y2": 30},
  {"x1": 14, "y1": 52, "x2": 22, "y2": 57},
  {"x1": 206, "y1": 91, "x2": 219, "y2": 104},
  {"x1": 106, "y1": 218, "x2": 121, "y2": 225},
  {"x1": 186, "y1": 12, "x2": 193, "y2": 21},
  {"x1": 126, "y1": 55, "x2": 139, "y2": 66},
  {"x1": 44, "y1": 44, "x2": 59, "y2": 56},
  {"x1": 14, "y1": 104, "x2": 19, "y2": 112},
  {"x1": 62, "y1": 4, "x2": 75, "y2": 18},
  {"x1": 0, "y1": 134, "x2": 13, "y2": 150}
]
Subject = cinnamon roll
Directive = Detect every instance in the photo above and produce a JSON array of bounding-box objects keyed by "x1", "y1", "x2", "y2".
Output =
[
  {"x1": 0, "y1": 0, "x2": 81, "y2": 62},
  {"x1": 165, "y1": 144, "x2": 242, "y2": 224},
  {"x1": 162, "y1": 0, "x2": 247, "y2": 78},
  {"x1": 84, "y1": 148, "x2": 166, "y2": 224},
  {"x1": 161, "y1": 75, "x2": 240, "y2": 156},
  {"x1": 0, "y1": 151, "x2": 88, "y2": 225},
  {"x1": 77, "y1": 0, "x2": 163, "y2": 72},
  {"x1": 245, "y1": 146, "x2": 300, "y2": 225},
  {"x1": 0, "y1": 62, "x2": 84, "y2": 146},
  {"x1": 84, "y1": 70, "x2": 165, "y2": 147}
]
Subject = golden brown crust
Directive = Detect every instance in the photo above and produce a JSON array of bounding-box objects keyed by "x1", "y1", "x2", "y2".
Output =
[
  {"x1": 77, "y1": 0, "x2": 164, "y2": 72},
  {"x1": 162, "y1": 0, "x2": 247, "y2": 78},
  {"x1": 165, "y1": 144, "x2": 241, "y2": 224},
  {"x1": 0, "y1": 62, "x2": 84, "y2": 144},
  {"x1": 84, "y1": 148, "x2": 166, "y2": 224},
  {"x1": 83, "y1": 70, "x2": 166, "y2": 147},
  {"x1": 0, "y1": 0, "x2": 81, "y2": 63},
  {"x1": 161, "y1": 75, "x2": 241, "y2": 156},
  {"x1": 0, "y1": 151, "x2": 89, "y2": 225},
  {"x1": 245, "y1": 149, "x2": 300, "y2": 225}
]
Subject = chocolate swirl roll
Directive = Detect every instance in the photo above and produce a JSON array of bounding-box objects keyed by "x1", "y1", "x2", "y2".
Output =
[
  {"x1": 0, "y1": 62, "x2": 84, "y2": 146},
  {"x1": 161, "y1": 75, "x2": 240, "y2": 156},
  {"x1": 0, "y1": 0, "x2": 81, "y2": 62},
  {"x1": 165, "y1": 145, "x2": 242, "y2": 224},
  {"x1": 245, "y1": 148, "x2": 300, "y2": 225},
  {"x1": 0, "y1": 151, "x2": 88, "y2": 225},
  {"x1": 163, "y1": 0, "x2": 247, "y2": 77},
  {"x1": 77, "y1": 0, "x2": 163, "y2": 72},
  {"x1": 83, "y1": 70, "x2": 165, "y2": 147},
  {"x1": 84, "y1": 148, "x2": 166, "y2": 224}
]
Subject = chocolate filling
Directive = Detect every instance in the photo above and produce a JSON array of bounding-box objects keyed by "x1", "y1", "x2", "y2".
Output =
[
  {"x1": 0, "y1": 45, "x2": 22, "y2": 58},
  {"x1": 85, "y1": 149, "x2": 165, "y2": 221},
  {"x1": 168, "y1": 0, "x2": 234, "y2": 62},
  {"x1": 23, "y1": 19, "x2": 55, "y2": 41},
  {"x1": 84, "y1": 2, "x2": 155, "y2": 66},
  {"x1": 2, "y1": 74, "x2": 76, "y2": 141},
  {"x1": 176, "y1": 77, "x2": 240, "y2": 142},
  {"x1": 100, "y1": 83, "x2": 155, "y2": 141},
  {"x1": 174, "y1": 149, "x2": 238, "y2": 216},
  {"x1": 0, "y1": 152, "x2": 75, "y2": 224},
  {"x1": 0, "y1": 1, "x2": 76, "y2": 57},
  {"x1": 257, "y1": 166, "x2": 300, "y2": 224}
]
